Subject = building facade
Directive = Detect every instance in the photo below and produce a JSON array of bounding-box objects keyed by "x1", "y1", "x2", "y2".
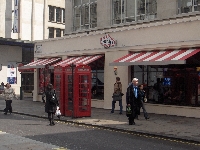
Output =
[
  {"x1": 0, "y1": 0, "x2": 65, "y2": 95},
  {"x1": 23, "y1": 0, "x2": 200, "y2": 117},
  {"x1": 0, "y1": 0, "x2": 65, "y2": 40}
]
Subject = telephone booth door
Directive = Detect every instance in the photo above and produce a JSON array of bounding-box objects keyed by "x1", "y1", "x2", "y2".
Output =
[
  {"x1": 74, "y1": 65, "x2": 91, "y2": 118},
  {"x1": 54, "y1": 66, "x2": 64, "y2": 114},
  {"x1": 64, "y1": 65, "x2": 73, "y2": 116}
]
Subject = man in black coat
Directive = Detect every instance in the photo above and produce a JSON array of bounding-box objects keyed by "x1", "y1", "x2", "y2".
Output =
[{"x1": 126, "y1": 78, "x2": 140, "y2": 125}]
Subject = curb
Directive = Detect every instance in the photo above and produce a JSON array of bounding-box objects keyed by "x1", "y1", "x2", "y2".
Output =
[{"x1": 2, "y1": 110, "x2": 200, "y2": 146}]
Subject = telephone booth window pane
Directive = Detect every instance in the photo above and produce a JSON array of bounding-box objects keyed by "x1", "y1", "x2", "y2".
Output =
[
  {"x1": 78, "y1": 75, "x2": 89, "y2": 111},
  {"x1": 68, "y1": 75, "x2": 73, "y2": 110}
]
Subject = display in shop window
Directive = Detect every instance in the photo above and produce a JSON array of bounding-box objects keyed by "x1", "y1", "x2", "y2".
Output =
[{"x1": 7, "y1": 62, "x2": 17, "y2": 84}]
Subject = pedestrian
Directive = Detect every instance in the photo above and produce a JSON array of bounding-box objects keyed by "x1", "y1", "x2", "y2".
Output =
[
  {"x1": 138, "y1": 84, "x2": 149, "y2": 120},
  {"x1": 3, "y1": 83, "x2": 18, "y2": 115},
  {"x1": 111, "y1": 77, "x2": 123, "y2": 114},
  {"x1": 1, "y1": 82, "x2": 4, "y2": 87},
  {"x1": 126, "y1": 78, "x2": 140, "y2": 125},
  {"x1": 42, "y1": 83, "x2": 59, "y2": 126}
]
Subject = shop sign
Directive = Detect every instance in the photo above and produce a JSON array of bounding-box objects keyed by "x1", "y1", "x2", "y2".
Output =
[
  {"x1": 35, "y1": 44, "x2": 42, "y2": 53},
  {"x1": 100, "y1": 34, "x2": 116, "y2": 48}
]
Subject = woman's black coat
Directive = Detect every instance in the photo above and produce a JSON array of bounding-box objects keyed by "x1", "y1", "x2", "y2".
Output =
[{"x1": 43, "y1": 89, "x2": 58, "y2": 113}]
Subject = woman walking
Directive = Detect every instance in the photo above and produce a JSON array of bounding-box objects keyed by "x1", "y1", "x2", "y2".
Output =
[
  {"x1": 42, "y1": 83, "x2": 59, "y2": 126},
  {"x1": 138, "y1": 84, "x2": 149, "y2": 120},
  {"x1": 3, "y1": 83, "x2": 18, "y2": 115}
]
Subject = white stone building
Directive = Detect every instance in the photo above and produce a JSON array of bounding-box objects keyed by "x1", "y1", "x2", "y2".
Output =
[
  {"x1": 21, "y1": 0, "x2": 200, "y2": 117},
  {"x1": 0, "y1": 0, "x2": 65, "y2": 96}
]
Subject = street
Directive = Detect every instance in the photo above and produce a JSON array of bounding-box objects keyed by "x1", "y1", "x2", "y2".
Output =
[{"x1": 0, "y1": 113, "x2": 199, "y2": 150}]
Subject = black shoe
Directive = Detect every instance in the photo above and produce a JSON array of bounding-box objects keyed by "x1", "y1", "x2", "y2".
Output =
[
  {"x1": 4, "y1": 112, "x2": 7, "y2": 115},
  {"x1": 110, "y1": 111, "x2": 114, "y2": 114},
  {"x1": 145, "y1": 117, "x2": 150, "y2": 120},
  {"x1": 119, "y1": 112, "x2": 122, "y2": 115},
  {"x1": 57, "y1": 115, "x2": 60, "y2": 119},
  {"x1": 129, "y1": 122, "x2": 135, "y2": 125},
  {"x1": 52, "y1": 121, "x2": 55, "y2": 125}
]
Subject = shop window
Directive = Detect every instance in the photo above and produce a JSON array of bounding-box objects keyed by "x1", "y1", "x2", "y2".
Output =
[
  {"x1": 90, "y1": 56, "x2": 105, "y2": 100},
  {"x1": 132, "y1": 65, "x2": 200, "y2": 107},
  {"x1": 56, "y1": 7, "x2": 62, "y2": 22},
  {"x1": 112, "y1": 0, "x2": 157, "y2": 24},
  {"x1": 56, "y1": 28, "x2": 61, "y2": 37},
  {"x1": 177, "y1": 0, "x2": 200, "y2": 14},
  {"x1": 49, "y1": 6, "x2": 55, "y2": 22},
  {"x1": 49, "y1": 27, "x2": 54, "y2": 38},
  {"x1": 73, "y1": 0, "x2": 97, "y2": 31},
  {"x1": 91, "y1": 70, "x2": 104, "y2": 100}
]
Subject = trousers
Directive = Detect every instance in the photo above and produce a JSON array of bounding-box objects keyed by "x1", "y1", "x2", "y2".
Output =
[
  {"x1": 140, "y1": 100, "x2": 148, "y2": 118},
  {"x1": 111, "y1": 99, "x2": 123, "y2": 113},
  {"x1": 48, "y1": 112, "x2": 54, "y2": 124},
  {"x1": 4, "y1": 100, "x2": 12, "y2": 113}
]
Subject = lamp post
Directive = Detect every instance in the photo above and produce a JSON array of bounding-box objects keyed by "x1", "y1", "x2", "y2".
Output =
[{"x1": 70, "y1": 63, "x2": 76, "y2": 118}]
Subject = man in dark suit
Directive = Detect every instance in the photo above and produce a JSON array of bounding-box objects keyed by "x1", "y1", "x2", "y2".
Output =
[{"x1": 126, "y1": 78, "x2": 140, "y2": 125}]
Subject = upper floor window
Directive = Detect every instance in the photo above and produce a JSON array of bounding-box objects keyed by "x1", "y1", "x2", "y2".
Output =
[
  {"x1": 49, "y1": 27, "x2": 54, "y2": 38},
  {"x1": 177, "y1": 0, "x2": 200, "y2": 14},
  {"x1": 56, "y1": 28, "x2": 61, "y2": 37},
  {"x1": 56, "y1": 8, "x2": 62, "y2": 22},
  {"x1": 73, "y1": 0, "x2": 97, "y2": 31},
  {"x1": 63, "y1": 9, "x2": 65, "y2": 23},
  {"x1": 112, "y1": 0, "x2": 157, "y2": 24},
  {"x1": 49, "y1": 6, "x2": 54, "y2": 22},
  {"x1": 49, "y1": 5, "x2": 65, "y2": 24}
]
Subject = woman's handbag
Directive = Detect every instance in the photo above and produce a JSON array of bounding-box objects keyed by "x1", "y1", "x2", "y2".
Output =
[
  {"x1": 144, "y1": 96, "x2": 147, "y2": 102},
  {"x1": 55, "y1": 106, "x2": 61, "y2": 119},
  {"x1": 112, "y1": 93, "x2": 122, "y2": 101}
]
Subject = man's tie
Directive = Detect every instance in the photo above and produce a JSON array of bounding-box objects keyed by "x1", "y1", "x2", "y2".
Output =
[{"x1": 134, "y1": 87, "x2": 137, "y2": 98}]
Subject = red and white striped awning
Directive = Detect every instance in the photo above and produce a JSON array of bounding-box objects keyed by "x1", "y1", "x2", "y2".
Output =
[
  {"x1": 50, "y1": 55, "x2": 103, "y2": 68},
  {"x1": 19, "y1": 58, "x2": 61, "y2": 69},
  {"x1": 109, "y1": 49, "x2": 200, "y2": 66}
]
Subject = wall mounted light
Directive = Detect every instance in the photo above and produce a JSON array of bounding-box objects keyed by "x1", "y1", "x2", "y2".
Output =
[{"x1": 114, "y1": 66, "x2": 117, "y2": 75}]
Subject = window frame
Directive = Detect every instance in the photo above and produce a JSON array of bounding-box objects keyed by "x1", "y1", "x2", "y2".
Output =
[
  {"x1": 73, "y1": 0, "x2": 97, "y2": 31},
  {"x1": 48, "y1": 27, "x2": 54, "y2": 38},
  {"x1": 112, "y1": 0, "x2": 157, "y2": 25},
  {"x1": 56, "y1": 28, "x2": 61, "y2": 37},
  {"x1": 177, "y1": 0, "x2": 200, "y2": 14},
  {"x1": 49, "y1": 5, "x2": 55, "y2": 22}
]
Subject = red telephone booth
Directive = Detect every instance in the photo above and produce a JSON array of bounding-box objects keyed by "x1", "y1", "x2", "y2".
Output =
[
  {"x1": 73, "y1": 64, "x2": 91, "y2": 117},
  {"x1": 54, "y1": 65, "x2": 65, "y2": 115},
  {"x1": 63, "y1": 65, "x2": 73, "y2": 116},
  {"x1": 61, "y1": 64, "x2": 91, "y2": 117},
  {"x1": 54, "y1": 63, "x2": 91, "y2": 118}
]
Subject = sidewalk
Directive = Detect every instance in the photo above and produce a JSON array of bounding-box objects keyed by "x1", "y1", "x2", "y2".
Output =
[{"x1": 0, "y1": 98, "x2": 200, "y2": 144}]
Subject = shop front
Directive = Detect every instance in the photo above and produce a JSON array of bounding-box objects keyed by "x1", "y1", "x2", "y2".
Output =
[
  {"x1": 110, "y1": 49, "x2": 200, "y2": 107},
  {"x1": 30, "y1": 14, "x2": 200, "y2": 117}
]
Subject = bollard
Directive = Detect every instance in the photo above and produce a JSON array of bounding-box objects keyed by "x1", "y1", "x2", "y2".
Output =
[{"x1": 20, "y1": 87, "x2": 24, "y2": 100}]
